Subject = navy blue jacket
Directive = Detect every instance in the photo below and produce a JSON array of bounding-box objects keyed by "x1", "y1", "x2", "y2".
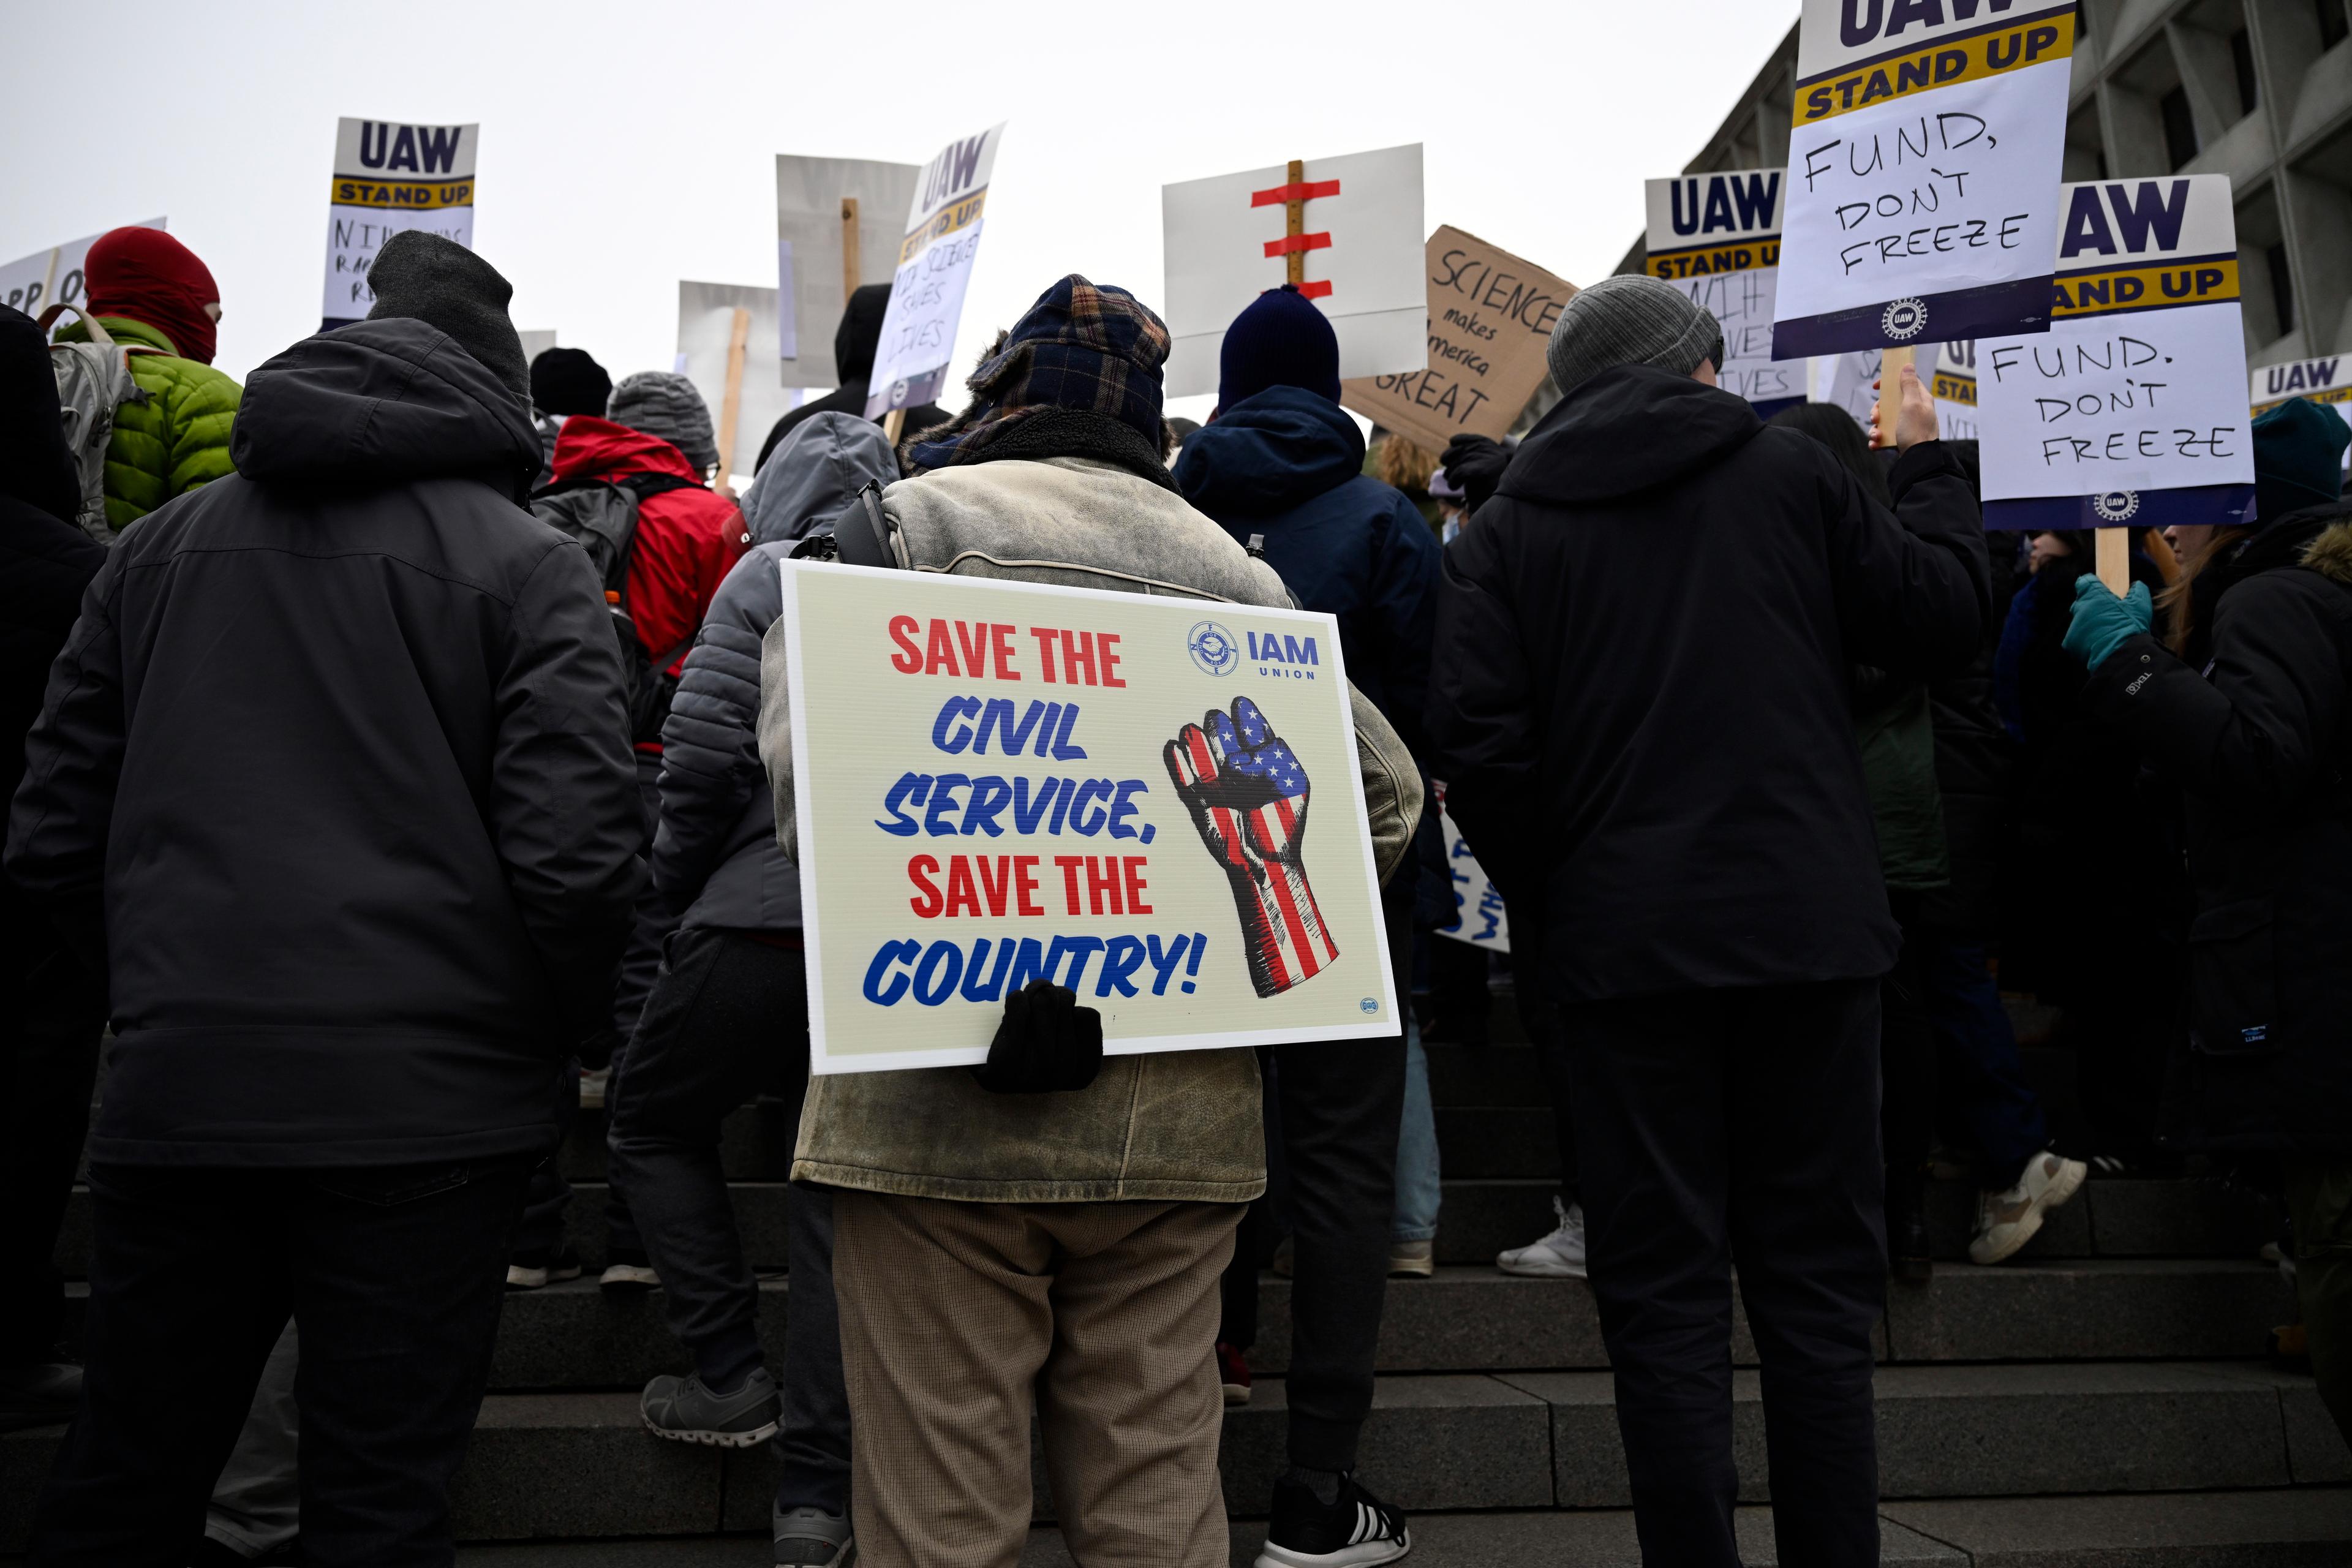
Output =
[{"x1": 1175, "y1": 386, "x2": 1441, "y2": 753}]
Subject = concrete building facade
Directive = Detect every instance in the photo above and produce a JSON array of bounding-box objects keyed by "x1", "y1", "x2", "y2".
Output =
[{"x1": 1621, "y1": 3, "x2": 2352, "y2": 374}]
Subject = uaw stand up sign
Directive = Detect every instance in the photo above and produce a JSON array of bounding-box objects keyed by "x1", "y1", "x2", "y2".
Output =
[
  {"x1": 1773, "y1": 0, "x2": 2074, "y2": 356},
  {"x1": 775, "y1": 563, "x2": 1398, "y2": 1074}
]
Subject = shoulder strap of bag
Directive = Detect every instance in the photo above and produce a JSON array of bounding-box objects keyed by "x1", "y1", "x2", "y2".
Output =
[{"x1": 834, "y1": 481, "x2": 896, "y2": 569}]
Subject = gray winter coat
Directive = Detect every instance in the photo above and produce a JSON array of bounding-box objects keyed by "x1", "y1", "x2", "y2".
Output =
[{"x1": 651, "y1": 413, "x2": 897, "y2": 932}]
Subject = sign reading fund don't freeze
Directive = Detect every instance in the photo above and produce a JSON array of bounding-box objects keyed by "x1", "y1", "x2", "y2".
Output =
[
  {"x1": 1774, "y1": 0, "x2": 2073, "y2": 356},
  {"x1": 778, "y1": 564, "x2": 1399, "y2": 1073},
  {"x1": 322, "y1": 118, "x2": 477, "y2": 329},
  {"x1": 865, "y1": 124, "x2": 1006, "y2": 420},
  {"x1": 1646, "y1": 168, "x2": 1797, "y2": 411},
  {"x1": 1978, "y1": 176, "x2": 2253, "y2": 531}
]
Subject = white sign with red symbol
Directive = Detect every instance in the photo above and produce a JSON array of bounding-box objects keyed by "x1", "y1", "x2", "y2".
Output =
[
  {"x1": 777, "y1": 562, "x2": 1400, "y2": 1073},
  {"x1": 1161, "y1": 143, "x2": 1428, "y2": 401}
]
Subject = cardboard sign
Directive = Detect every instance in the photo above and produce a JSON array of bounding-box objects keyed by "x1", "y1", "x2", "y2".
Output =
[
  {"x1": 322, "y1": 118, "x2": 477, "y2": 329},
  {"x1": 1978, "y1": 176, "x2": 2253, "y2": 530},
  {"x1": 676, "y1": 281, "x2": 797, "y2": 483},
  {"x1": 1433, "y1": 809, "x2": 1509, "y2": 954},
  {"x1": 1163, "y1": 144, "x2": 1427, "y2": 401},
  {"x1": 775, "y1": 156, "x2": 919, "y2": 388},
  {"x1": 1774, "y1": 1, "x2": 2074, "y2": 355},
  {"x1": 1646, "y1": 169, "x2": 1800, "y2": 410},
  {"x1": 777, "y1": 562, "x2": 1399, "y2": 1072},
  {"x1": 865, "y1": 124, "x2": 1007, "y2": 420},
  {"x1": 0, "y1": 219, "x2": 167, "y2": 326},
  {"x1": 1338, "y1": 227, "x2": 1572, "y2": 453}
]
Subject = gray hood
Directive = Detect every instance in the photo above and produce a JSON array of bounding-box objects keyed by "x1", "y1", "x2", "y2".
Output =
[{"x1": 741, "y1": 411, "x2": 898, "y2": 545}]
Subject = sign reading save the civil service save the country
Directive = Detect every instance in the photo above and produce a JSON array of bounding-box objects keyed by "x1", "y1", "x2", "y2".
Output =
[
  {"x1": 778, "y1": 563, "x2": 1398, "y2": 1074},
  {"x1": 1774, "y1": 0, "x2": 2073, "y2": 356},
  {"x1": 322, "y1": 118, "x2": 477, "y2": 329}
]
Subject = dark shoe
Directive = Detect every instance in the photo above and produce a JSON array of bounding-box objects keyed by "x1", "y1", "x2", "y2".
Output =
[
  {"x1": 506, "y1": 1247, "x2": 584, "y2": 1289},
  {"x1": 1256, "y1": 1471, "x2": 1410, "y2": 1567},
  {"x1": 641, "y1": 1367, "x2": 781, "y2": 1448},
  {"x1": 1889, "y1": 1167, "x2": 1933, "y2": 1281},
  {"x1": 0, "y1": 1362, "x2": 80, "y2": 1433},
  {"x1": 189, "y1": 1539, "x2": 297, "y2": 1566},
  {"x1": 774, "y1": 1502, "x2": 853, "y2": 1566}
]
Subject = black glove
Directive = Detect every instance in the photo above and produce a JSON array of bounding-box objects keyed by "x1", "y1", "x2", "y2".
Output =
[
  {"x1": 1440, "y1": 434, "x2": 1510, "y2": 514},
  {"x1": 970, "y1": 980, "x2": 1104, "y2": 1094}
]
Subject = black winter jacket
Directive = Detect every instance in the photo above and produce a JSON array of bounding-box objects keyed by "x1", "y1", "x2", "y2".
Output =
[
  {"x1": 5, "y1": 318, "x2": 646, "y2": 1167},
  {"x1": 2085, "y1": 506, "x2": 2352, "y2": 1152},
  {"x1": 1428, "y1": 364, "x2": 1988, "y2": 1001}
]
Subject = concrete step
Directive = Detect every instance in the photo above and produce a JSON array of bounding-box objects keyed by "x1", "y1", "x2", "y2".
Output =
[{"x1": 450, "y1": 1492, "x2": 2352, "y2": 1566}]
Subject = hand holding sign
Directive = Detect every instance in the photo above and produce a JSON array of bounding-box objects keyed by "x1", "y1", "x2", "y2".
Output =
[{"x1": 1165, "y1": 697, "x2": 1336, "y2": 999}]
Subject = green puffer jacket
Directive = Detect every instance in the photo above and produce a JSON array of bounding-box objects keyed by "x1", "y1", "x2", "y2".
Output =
[{"x1": 54, "y1": 315, "x2": 241, "y2": 533}]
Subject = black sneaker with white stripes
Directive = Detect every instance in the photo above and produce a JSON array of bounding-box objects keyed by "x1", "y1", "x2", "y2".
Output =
[{"x1": 1254, "y1": 1470, "x2": 1411, "y2": 1567}]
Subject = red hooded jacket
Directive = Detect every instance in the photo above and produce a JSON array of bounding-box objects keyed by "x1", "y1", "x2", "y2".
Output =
[{"x1": 550, "y1": 418, "x2": 747, "y2": 747}]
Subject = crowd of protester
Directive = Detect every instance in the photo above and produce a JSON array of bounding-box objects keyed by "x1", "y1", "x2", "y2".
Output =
[{"x1": 0, "y1": 223, "x2": 2348, "y2": 1568}]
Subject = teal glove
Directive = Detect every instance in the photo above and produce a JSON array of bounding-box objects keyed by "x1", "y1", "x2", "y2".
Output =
[{"x1": 2062, "y1": 574, "x2": 2153, "y2": 670}]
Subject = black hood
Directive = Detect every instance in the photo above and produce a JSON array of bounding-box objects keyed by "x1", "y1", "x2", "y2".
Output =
[
  {"x1": 1499, "y1": 363, "x2": 1762, "y2": 506},
  {"x1": 0, "y1": 304, "x2": 81, "y2": 522},
  {"x1": 231, "y1": 318, "x2": 541, "y2": 503},
  {"x1": 836, "y1": 283, "x2": 891, "y2": 384}
]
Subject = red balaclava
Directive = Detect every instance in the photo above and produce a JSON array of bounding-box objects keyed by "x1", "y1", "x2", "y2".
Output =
[{"x1": 86, "y1": 227, "x2": 220, "y2": 365}]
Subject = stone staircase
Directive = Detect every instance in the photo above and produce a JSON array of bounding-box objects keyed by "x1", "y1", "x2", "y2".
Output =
[{"x1": 7, "y1": 1023, "x2": 2352, "y2": 1564}]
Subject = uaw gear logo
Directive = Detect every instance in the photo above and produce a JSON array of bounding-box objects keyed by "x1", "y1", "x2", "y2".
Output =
[
  {"x1": 1188, "y1": 620, "x2": 1240, "y2": 676},
  {"x1": 2092, "y1": 491, "x2": 2142, "y2": 523},
  {"x1": 1881, "y1": 298, "x2": 1929, "y2": 341}
]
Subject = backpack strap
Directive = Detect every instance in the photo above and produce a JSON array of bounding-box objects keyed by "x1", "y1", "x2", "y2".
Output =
[
  {"x1": 835, "y1": 482, "x2": 897, "y2": 569},
  {"x1": 36, "y1": 303, "x2": 114, "y2": 346}
]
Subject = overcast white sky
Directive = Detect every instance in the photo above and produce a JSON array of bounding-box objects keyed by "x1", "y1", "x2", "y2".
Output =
[{"x1": 1, "y1": 0, "x2": 1795, "y2": 425}]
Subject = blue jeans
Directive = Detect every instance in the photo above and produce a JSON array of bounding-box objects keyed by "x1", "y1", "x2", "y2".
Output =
[
  {"x1": 1921, "y1": 936, "x2": 2046, "y2": 1189},
  {"x1": 1392, "y1": 1017, "x2": 1441, "y2": 1243}
]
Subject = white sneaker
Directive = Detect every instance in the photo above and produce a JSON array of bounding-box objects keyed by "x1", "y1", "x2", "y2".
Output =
[
  {"x1": 579, "y1": 1066, "x2": 610, "y2": 1109},
  {"x1": 1496, "y1": 1197, "x2": 1587, "y2": 1278},
  {"x1": 1969, "y1": 1150, "x2": 2088, "y2": 1265},
  {"x1": 600, "y1": 1261, "x2": 660, "y2": 1290}
]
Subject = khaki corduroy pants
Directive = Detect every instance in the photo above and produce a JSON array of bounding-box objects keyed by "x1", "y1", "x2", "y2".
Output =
[{"x1": 829, "y1": 1192, "x2": 1241, "y2": 1568}]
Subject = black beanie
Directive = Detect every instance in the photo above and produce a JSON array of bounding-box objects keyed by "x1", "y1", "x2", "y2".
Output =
[
  {"x1": 836, "y1": 283, "x2": 892, "y2": 384},
  {"x1": 365, "y1": 231, "x2": 530, "y2": 401},
  {"x1": 529, "y1": 346, "x2": 611, "y2": 417}
]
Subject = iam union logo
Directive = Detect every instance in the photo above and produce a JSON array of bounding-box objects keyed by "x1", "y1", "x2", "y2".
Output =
[
  {"x1": 1880, "y1": 297, "x2": 1929, "y2": 341},
  {"x1": 2092, "y1": 491, "x2": 2142, "y2": 523},
  {"x1": 1188, "y1": 620, "x2": 1240, "y2": 676}
]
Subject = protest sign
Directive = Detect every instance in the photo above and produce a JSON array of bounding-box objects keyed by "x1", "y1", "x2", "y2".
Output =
[
  {"x1": 1433, "y1": 808, "x2": 1509, "y2": 954},
  {"x1": 1978, "y1": 176, "x2": 2253, "y2": 532},
  {"x1": 676, "y1": 281, "x2": 797, "y2": 484},
  {"x1": 777, "y1": 562, "x2": 1399, "y2": 1072},
  {"x1": 774, "y1": 156, "x2": 919, "y2": 388},
  {"x1": 1815, "y1": 347, "x2": 1883, "y2": 429},
  {"x1": 518, "y1": 330, "x2": 556, "y2": 364},
  {"x1": 1646, "y1": 168, "x2": 1800, "y2": 412},
  {"x1": 1164, "y1": 144, "x2": 1426, "y2": 401},
  {"x1": 2252, "y1": 352, "x2": 2352, "y2": 462},
  {"x1": 1934, "y1": 339, "x2": 1979, "y2": 440},
  {"x1": 865, "y1": 124, "x2": 1007, "y2": 421},
  {"x1": 0, "y1": 219, "x2": 167, "y2": 325},
  {"x1": 1774, "y1": 1, "x2": 2074, "y2": 356},
  {"x1": 322, "y1": 118, "x2": 477, "y2": 329},
  {"x1": 1339, "y1": 226, "x2": 1572, "y2": 454}
]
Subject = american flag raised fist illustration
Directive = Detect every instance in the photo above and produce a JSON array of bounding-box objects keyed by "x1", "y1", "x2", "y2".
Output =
[{"x1": 1164, "y1": 696, "x2": 1337, "y2": 998}]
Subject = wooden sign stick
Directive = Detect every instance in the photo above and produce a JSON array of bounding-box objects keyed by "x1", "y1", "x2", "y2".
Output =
[
  {"x1": 840, "y1": 197, "x2": 861, "y2": 304},
  {"x1": 2095, "y1": 525, "x2": 2130, "y2": 594},
  {"x1": 716, "y1": 306, "x2": 751, "y2": 483},
  {"x1": 1286, "y1": 159, "x2": 1306, "y2": 287},
  {"x1": 883, "y1": 407, "x2": 906, "y2": 447}
]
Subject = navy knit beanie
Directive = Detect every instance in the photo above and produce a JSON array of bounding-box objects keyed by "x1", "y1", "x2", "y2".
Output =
[
  {"x1": 1218, "y1": 284, "x2": 1341, "y2": 409},
  {"x1": 529, "y1": 347, "x2": 611, "y2": 417},
  {"x1": 2252, "y1": 396, "x2": 2349, "y2": 527}
]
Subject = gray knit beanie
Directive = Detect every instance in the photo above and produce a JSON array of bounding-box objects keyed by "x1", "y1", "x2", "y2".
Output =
[
  {"x1": 607, "y1": 371, "x2": 720, "y2": 473},
  {"x1": 1545, "y1": 274, "x2": 1725, "y2": 396},
  {"x1": 364, "y1": 231, "x2": 530, "y2": 402}
]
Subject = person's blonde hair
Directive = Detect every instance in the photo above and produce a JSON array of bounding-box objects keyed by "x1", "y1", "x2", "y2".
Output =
[
  {"x1": 2155, "y1": 526, "x2": 2250, "y2": 656},
  {"x1": 1372, "y1": 433, "x2": 1438, "y2": 492}
]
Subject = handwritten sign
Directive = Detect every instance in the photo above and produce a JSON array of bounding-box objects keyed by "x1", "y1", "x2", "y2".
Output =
[
  {"x1": 322, "y1": 118, "x2": 477, "y2": 330},
  {"x1": 775, "y1": 156, "x2": 918, "y2": 387},
  {"x1": 1774, "y1": 1, "x2": 2073, "y2": 356},
  {"x1": 1978, "y1": 176, "x2": 2253, "y2": 530},
  {"x1": 1338, "y1": 226, "x2": 1572, "y2": 452},
  {"x1": 1163, "y1": 144, "x2": 1427, "y2": 401},
  {"x1": 1646, "y1": 168, "x2": 1800, "y2": 410},
  {"x1": 777, "y1": 562, "x2": 1398, "y2": 1072},
  {"x1": 0, "y1": 219, "x2": 168, "y2": 327},
  {"x1": 865, "y1": 124, "x2": 1006, "y2": 420},
  {"x1": 1433, "y1": 808, "x2": 1509, "y2": 954}
]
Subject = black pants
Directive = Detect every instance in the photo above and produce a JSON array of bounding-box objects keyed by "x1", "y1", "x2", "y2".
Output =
[
  {"x1": 0, "y1": 884, "x2": 107, "y2": 1366},
  {"x1": 29, "y1": 1159, "x2": 529, "y2": 1567},
  {"x1": 1564, "y1": 979, "x2": 1885, "y2": 1568},
  {"x1": 1515, "y1": 914, "x2": 1583, "y2": 1209},
  {"x1": 1882, "y1": 900, "x2": 1937, "y2": 1208},
  {"x1": 1217, "y1": 877, "x2": 1409, "y2": 1472},
  {"x1": 605, "y1": 925, "x2": 849, "y2": 1517}
]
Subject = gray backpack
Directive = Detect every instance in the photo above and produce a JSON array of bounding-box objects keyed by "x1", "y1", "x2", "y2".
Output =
[{"x1": 39, "y1": 303, "x2": 151, "y2": 548}]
